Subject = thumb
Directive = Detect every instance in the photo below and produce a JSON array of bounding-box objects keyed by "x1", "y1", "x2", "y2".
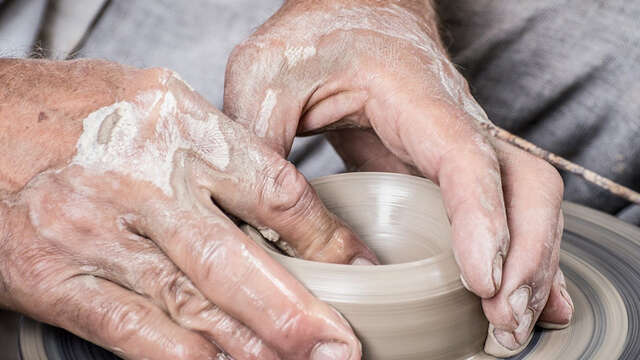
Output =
[{"x1": 224, "y1": 40, "x2": 327, "y2": 156}]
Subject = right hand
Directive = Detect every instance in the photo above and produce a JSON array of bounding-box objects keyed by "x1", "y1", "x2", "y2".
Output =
[
  {"x1": 224, "y1": 1, "x2": 573, "y2": 355},
  {"x1": 0, "y1": 59, "x2": 374, "y2": 359}
]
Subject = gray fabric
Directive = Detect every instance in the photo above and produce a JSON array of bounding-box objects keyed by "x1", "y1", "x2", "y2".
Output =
[
  {"x1": 437, "y1": 0, "x2": 640, "y2": 224},
  {"x1": 39, "y1": 0, "x2": 107, "y2": 58},
  {"x1": 0, "y1": 0, "x2": 47, "y2": 57}
]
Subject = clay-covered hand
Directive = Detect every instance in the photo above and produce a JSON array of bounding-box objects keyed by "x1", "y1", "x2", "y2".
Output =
[
  {"x1": 223, "y1": 0, "x2": 573, "y2": 355},
  {"x1": 0, "y1": 59, "x2": 376, "y2": 359}
]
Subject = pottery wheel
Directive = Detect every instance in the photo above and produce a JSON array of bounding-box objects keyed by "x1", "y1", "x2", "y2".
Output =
[{"x1": 18, "y1": 173, "x2": 640, "y2": 359}]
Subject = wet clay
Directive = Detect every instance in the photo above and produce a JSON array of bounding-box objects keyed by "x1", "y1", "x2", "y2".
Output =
[{"x1": 243, "y1": 172, "x2": 488, "y2": 359}]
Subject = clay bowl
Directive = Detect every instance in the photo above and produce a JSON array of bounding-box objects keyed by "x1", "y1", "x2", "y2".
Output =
[{"x1": 243, "y1": 172, "x2": 488, "y2": 359}]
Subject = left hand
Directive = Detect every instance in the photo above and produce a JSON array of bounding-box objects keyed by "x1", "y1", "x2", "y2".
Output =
[{"x1": 223, "y1": 0, "x2": 574, "y2": 356}]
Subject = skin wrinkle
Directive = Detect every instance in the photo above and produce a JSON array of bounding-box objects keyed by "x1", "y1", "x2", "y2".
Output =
[
  {"x1": 2, "y1": 0, "x2": 572, "y2": 353},
  {"x1": 492, "y1": 205, "x2": 561, "y2": 338},
  {"x1": 225, "y1": 4, "x2": 570, "y2": 355},
  {"x1": 72, "y1": 79, "x2": 230, "y2": 197},
  {"x1": 2, "y1": 59, "x2": 374, "y2": 359},
  {"x1": 228, "y1": 2, "x2": 489, "y2": 147}
]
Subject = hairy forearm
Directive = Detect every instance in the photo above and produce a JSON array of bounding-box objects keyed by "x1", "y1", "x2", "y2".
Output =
[{"x1": 0, "y1": 59, "x2": 127, "y2": 192}]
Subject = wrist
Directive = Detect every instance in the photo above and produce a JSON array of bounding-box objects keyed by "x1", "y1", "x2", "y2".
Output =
[{"x1": 0, "y1": 59, "x2": 129, "y2": 192}]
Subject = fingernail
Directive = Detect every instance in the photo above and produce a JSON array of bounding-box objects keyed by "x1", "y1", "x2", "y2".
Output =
[
  {"x1": 561, "y1": 286, "x2": 574, "y2": 313},
  {"x1": 493, "y1": 328, "x2": 519, "y2": 350},
  {"x1": 351, "y1": 257, "x2": 374, "y2": 266},
  {"x1": 487, "y1": 323, "x2": 534, "y2": 355},
  {"x1": 504, "y1": 286, "x2": 533, "y2": 346},
  {"x1": 508, "y1": 286, "x2": 531, "y2": 318},
  {"x1": 488, "y1": 286, "x2": 533, "y2": 352},
  {"x1": 492, "y1": 253, "x2": 503, "y2": 293},
  {"x1": 311, "y1": 342, "x2": 350, "y2": 360},
  {"x1": 514, "y1": 309, "x2": 533, "y2": 344}
]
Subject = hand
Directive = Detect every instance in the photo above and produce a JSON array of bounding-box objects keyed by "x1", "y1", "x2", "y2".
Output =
[
  {"x1": 223, "y1": 0, "x2": 574, "y2": 355},
  {"x1": 0, "y1": 59, "x2": 375, "y2": 359}
]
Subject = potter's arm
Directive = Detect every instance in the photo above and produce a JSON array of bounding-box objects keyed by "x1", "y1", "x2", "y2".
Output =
[{"x1": 0, "y1": 59, "x2": 120, "y2": 192}]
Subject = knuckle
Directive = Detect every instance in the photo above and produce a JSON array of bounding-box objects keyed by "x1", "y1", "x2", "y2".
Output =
[
  {"x1": 161, "y1": 272, "x2": 210, "y2": 322},
  {"x1": 225, "y1": 39, "x2": 282, "y2": 94},
  {"x1": 531, "y1": 157, "x2": 565, "y2": 200},
  {"x1": 262, "y1": 159, "x2": 311, "y2": 215},
  {"x1": 197, "y1": 238, "x2": 228, "y2": 282},
  {"x1": 536, "y1": 158, "x2": 563, "y2": 187},
  {"x1": 101, "y1": 301, "x2": 154, "y2": 345},
  {"x1": 269, "y1": 309, "x2": 311, "y2": 355},
  {"x1": 227, "y1": 40, "x2": 267, "y2": 72},
  {"x1": 226, "y1": 42, "x2": 258, "y2": 83},
  {"x1": 182, "y1": 225, "x2": 245, "y2": 291}
]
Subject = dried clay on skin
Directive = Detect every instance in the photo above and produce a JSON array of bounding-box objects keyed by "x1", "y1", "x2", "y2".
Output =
[
  {"x1": 243, "y1": 4, "x2": 491, "y2": 125},
  {"x1": 72, "y1": 73, "x2": 229, "y2": 197}
]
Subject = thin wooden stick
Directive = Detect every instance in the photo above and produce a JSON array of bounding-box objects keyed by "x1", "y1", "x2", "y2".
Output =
[{"x1": 479, "y1": 122, "x2": 640, "y2": 206}]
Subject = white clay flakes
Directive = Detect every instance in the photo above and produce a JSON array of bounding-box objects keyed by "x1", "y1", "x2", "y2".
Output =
[
  {"x1": 255, "y1": 89, "x2": 278, "y2": 137},
  {"x1": 284, "y1": 46, "x2": 316, "y2": 67},
  {"x1": 244, "y1": 4, "x2": 491, "y2": 125},
  {"x1": 72, "y1": 86, "x2": 229, "y2": 197}
]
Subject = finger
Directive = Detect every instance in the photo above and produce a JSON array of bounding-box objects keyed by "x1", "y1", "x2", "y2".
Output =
[
  {"x1": 224, "y1": 42, "x2": 318, "y2": 155},
  {"x1": 366, "y1": 90, "x2": 510, "y2": 298},
  {"x1": 43, "y1": 275, "x2": 220, "y2": 360},
  {"x1": 326, "y1": 128, "x2": 419, "y2": 174},
  {"x1": 211, "y1": 149, "x2": 378, "y2": 264},
  {"x1": 482, "y1": 140, "x2": 565, "y2": 357},
  {"x1": 86, "y1": 234, "x2": 279, "y2": 360},
  {"x1": 167, "y1": 73, "x2": 378, "y2": 265},
  {"x1": 136, "y1": 206, "x2": 362, "y2": 360},
  {"x1": 538, "y1": 269, "x2": 574, "y2": 329},
  {"x1": 181, "y1": 120, "x2": 378, "y2": 265}
]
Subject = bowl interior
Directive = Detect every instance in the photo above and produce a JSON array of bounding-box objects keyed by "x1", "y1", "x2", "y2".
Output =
[{"x1": 311, "y1": 173, "x2": 452, "y2": 264}]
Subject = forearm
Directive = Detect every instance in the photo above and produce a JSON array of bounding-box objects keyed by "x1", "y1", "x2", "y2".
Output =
[{"x1": 0, "y1": 59, "x2": 128, "y2": 192}]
